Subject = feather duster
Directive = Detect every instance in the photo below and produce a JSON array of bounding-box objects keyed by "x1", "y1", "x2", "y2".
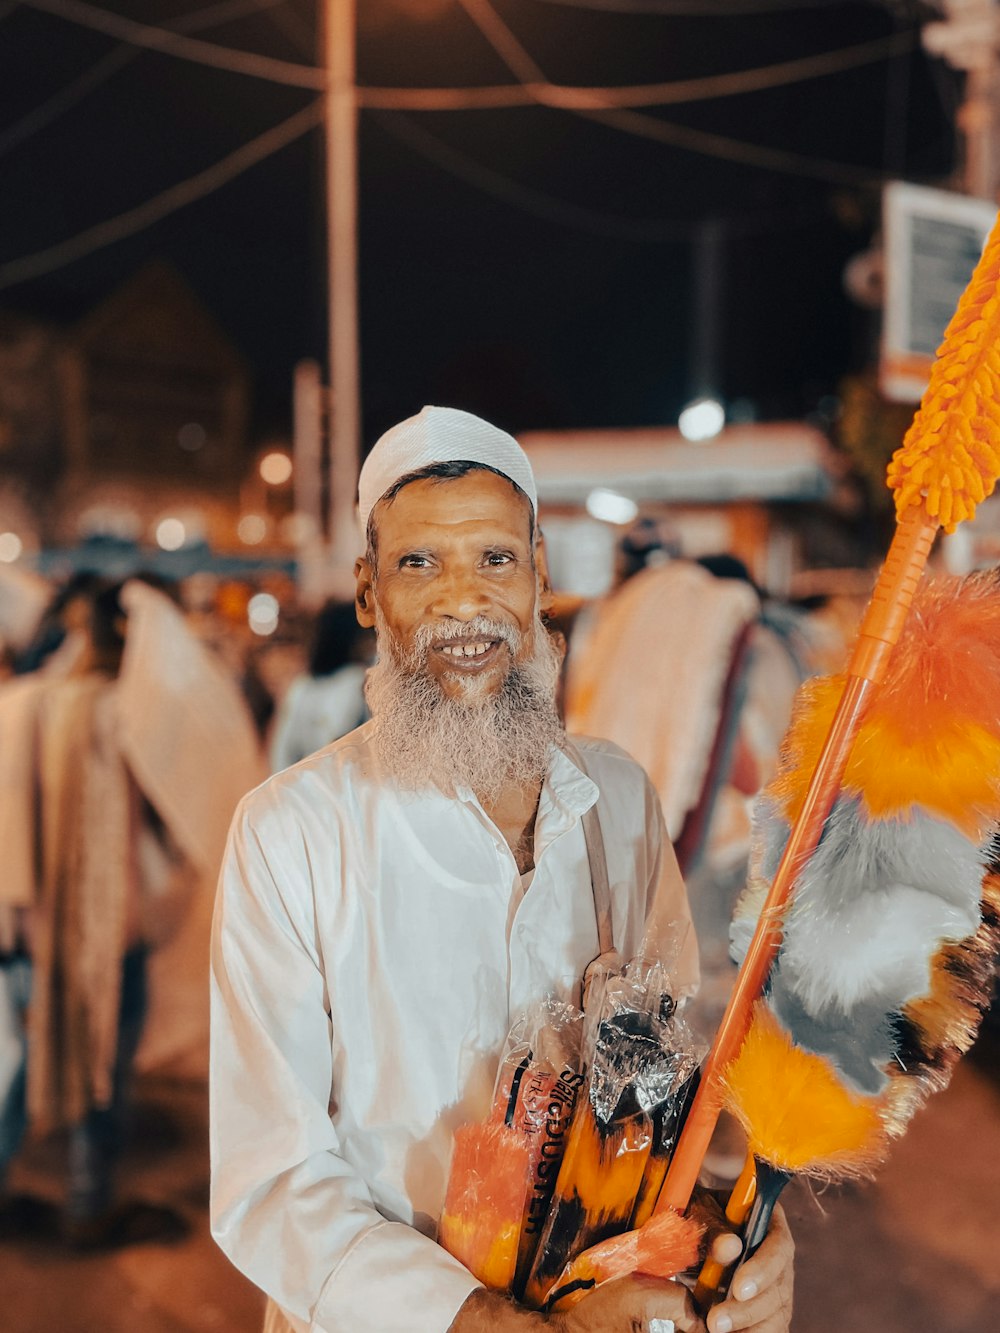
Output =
[
  {"x1": 658, "y1": 207, "x2": 1000, "y2": 1215},
  {"x1": 732, "y1": 573, "x2": 1000, "y2": 1120},
  {"x1": 542, "y1": 1205, "x2": 704, "y2": 1313},
  {"x1": 690, "y1": 1002, "x2": 888, "y2": 1309},
  {"x1": 439, "y1": 1121, "x2": 533, "y2": 1291},
  {"x1": 887, "y1": 222, "x2": 1000, "y2": 531},
  {"x1": 439, "y1": 998, "x2": 584, "y2": 1294}
]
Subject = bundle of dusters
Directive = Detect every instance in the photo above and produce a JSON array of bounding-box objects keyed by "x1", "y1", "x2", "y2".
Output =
[
  {"x1": 438, "y1": 997, "x2": 585, "y2": 1295},
  {"x1": 439, "y1": 960, "x2": 704, "y2": 1310},
  {"x1": 718, "y1": 570, "x2": 1000, "y2": 1277}
]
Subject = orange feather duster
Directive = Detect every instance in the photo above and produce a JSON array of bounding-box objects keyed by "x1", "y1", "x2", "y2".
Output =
[{"x1": 438, "y1": 1121, "x2": 533, "y2": 1292}]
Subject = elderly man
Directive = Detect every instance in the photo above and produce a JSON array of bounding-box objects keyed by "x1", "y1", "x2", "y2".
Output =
[{"x1": 210, "y1": 407, "x2": 794, "y2": 1333}]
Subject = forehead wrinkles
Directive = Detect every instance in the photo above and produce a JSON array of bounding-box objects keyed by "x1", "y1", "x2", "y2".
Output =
[
  {"x1": 385, "y1": 513, "x2": 528, "y2": 554},
  {"x1": 370, "y1": 476, "x2": 533, "y2": 563}
]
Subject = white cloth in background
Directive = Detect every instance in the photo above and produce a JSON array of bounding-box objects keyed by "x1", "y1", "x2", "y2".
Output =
[
  {"x1": 116, "y1": 580, "x2": 266, "y2": 1073},
  {"x1": 117, "y1": 580, "x2": 265, "y2": 880},
  {"x1": 565, "y1": 562, "x2": 759, "y2": 840},
  {"x1": 268, "y1": 665, "x2": 368, "y2": 774},
  {"x1": 210, "y1": 725, "x2": 697, "y2": 1333}
]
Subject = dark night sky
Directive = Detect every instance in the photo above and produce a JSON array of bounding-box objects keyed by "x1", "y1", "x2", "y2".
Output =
[{"x1": 0, "y1": 0, "x2": 960, "y2": 448}]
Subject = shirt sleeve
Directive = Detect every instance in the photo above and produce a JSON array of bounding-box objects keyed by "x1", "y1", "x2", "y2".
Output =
[
  {"x1": 639, "y1": 772, "x2": 701, "y2": 997},
  {"x1": 209, "y1": 799, "x2": 481, "y2": 1333}
]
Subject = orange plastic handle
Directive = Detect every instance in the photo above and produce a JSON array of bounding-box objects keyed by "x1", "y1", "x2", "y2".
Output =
[
  {"x1": 692, "y1": 1152, "x2": 757, "y2": 1310},
  {"x1": 656, "y1": 507, "x2": 939, "y2": 1216}
]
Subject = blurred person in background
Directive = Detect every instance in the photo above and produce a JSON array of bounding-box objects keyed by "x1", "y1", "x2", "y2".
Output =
[
  {"x1": 564, "y1": 540, "x2": 814, "y2": 1181},
  {"x1": 566, "y1": 535, "x2": 813, "y2": 894},
  {"x1": 564, "y1": 535, "x2": 763, "y2": 884},
  {"x1": 0, "y1": 575, "x2": 265, "y2": 1245},
  {"x1": 269, "y1": 598, "x2": 375, "y2": 773},
  {"x1": 0, "y1": 579, "x2": 185, "y2": 1244},
  {"x1": 11, "y1": 570, "x2": 106, "y2": 676}
]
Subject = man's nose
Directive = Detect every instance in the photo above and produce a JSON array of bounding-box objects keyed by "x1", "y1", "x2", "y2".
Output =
[{"x1": 427, "y1": 568, "x2": 491, "y2": 620}]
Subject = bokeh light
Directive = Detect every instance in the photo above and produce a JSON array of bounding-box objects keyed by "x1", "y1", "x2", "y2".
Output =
[
  {"x1": 238, "y1": 514, "x2": 268, "y2": 545},
  {"x1": 248, "y1": 591, "x2": 280, "y2": 637},
  {"x1": 678, "y1": 397, "x2": 725, "y2": 442},
  {"x1": 259, "y1": 451, "x2": 293, "y2": 485},
  {"x1": 281, "y1": 512, "x2": 318, "y2": 545},
  {"x1": 178, "y1": 422, "x2": 207, "y2": 452},
  {"x1": 155, "y1": 517, "x2": 187, "y2": 551},
  {"x1": 585, "y1": 489, "x2": 639, "y2": 526},
  {"x1": 0, "y1": 531, "x2": 23, "y2": 562}
]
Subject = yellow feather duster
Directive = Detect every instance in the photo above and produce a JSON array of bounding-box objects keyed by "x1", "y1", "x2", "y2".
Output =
[
  {"x1": 888, "y1": 219, "x2": 1000, "y2": 530},
  {"x1": 723, "y1": 1005, "x2": 887, "y2": 1179}
]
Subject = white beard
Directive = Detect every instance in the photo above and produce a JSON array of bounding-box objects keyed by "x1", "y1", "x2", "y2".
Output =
[{"x1": 365, "y1": 610, "x2": 565, "y2": 804}]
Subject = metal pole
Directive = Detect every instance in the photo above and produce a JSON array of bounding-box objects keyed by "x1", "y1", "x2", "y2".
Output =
[
  {"x1": 324, "y1": 0, "x2": 362, "y2": 584},
  {"x1": 293, "y1": 358, "x2": 328, "y2": 605},
  {"x1": 293, "y1": 359, "x2": 324, "y2": 532},
  {"x1": 959, "y1": 61, "x2": 999, "y2": 198}
]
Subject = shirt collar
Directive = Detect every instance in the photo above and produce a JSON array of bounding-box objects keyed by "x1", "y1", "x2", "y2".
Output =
[
  {"x1": 545, "y1": 741, "x2": 600, "y2": 817},
  {"x1": 450, "y1": 739, "x2": 598, "y2": 830}
]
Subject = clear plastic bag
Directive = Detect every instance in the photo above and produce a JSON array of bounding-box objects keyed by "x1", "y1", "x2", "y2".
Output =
[
  {"x1": 521, "y1": 958, "x2": 702, "y2": 1310},
  {"x1": 439, "y1": 997, "x2": 584, "y2": 1293}
]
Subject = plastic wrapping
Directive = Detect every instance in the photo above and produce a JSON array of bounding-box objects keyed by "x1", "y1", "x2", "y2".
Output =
[
  {"x1": 521, "y1": 958, "x2": 701, "y2": 1310},
  {"x1": 630, "y1": 1059, "x2": 701, "y2": 1229},
  {"x1": 439, "y1": 997, "x2": 584, "y2": 1294},
  {"x1": 439, "y1": 1121, "x2": 533, "y2": 1290}
]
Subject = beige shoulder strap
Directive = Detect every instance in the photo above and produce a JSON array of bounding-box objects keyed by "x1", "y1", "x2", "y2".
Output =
[{"x1": 561, "y1": 739, "x2": 616, "y2": 959}]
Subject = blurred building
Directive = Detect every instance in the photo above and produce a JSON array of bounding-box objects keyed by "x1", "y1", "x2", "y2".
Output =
[{"x1": 0, "y1": 262, "x2": 256, "y2": 557}]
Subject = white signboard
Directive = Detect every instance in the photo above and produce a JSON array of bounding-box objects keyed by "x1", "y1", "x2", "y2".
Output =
[{"x1": 880, "y1": 181, "x2": 996, "y2": 402}]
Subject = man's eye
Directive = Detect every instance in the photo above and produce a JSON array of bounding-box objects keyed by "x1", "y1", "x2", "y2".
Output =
[
  {"x1": 485, "y1": 552, "x2": 513, "y2": 566},
  {"x1": 400, "y1": 555, "x2": 431, "y2": 569}
]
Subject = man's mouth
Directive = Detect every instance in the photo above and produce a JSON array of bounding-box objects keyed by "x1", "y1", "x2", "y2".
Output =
[{"x1": 433, "y1": 637, "x2": 506, "y2": 669}]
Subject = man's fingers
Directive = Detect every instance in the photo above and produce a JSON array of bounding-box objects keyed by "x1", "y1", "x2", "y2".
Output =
[
  {"x1": 707, "y1": 1281, "x2": 786, "y2": 1333},
  {"x1": 731, "y1": 1203, "x2": 793, "y2": 1302},
  {"x1": 629, "y1": 1275, "x2": 707, "y2": 1333},
  {"x1": 705, "y1": 1203, "x2": 794, "y2": 1333},
  {"x1": 709, "y1": 1231, "x2": 744, "y2": 1267}
]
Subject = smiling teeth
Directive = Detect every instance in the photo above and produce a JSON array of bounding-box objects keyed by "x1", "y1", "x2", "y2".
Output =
[{"x1": 441, "y1": 642, "x2": 491, "y2": 657}]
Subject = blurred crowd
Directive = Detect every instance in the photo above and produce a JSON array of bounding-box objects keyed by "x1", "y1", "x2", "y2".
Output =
[
  {"x1": 0, "y1": 534, "x2": 865, "y2": 1249},
  {"x1": 0, "y1": 563, "x2": 375, "y2": 1247}
]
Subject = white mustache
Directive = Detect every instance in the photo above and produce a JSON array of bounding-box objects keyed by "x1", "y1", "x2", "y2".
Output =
[
  {"x1": 367, "y1": 609, "x2": 564, "y2": 801},
  {"x1": 410, "y1": 616, "x2": 521, "y2": 656}
]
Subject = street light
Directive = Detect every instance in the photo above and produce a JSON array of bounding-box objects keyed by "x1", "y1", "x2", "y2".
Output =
[
  {"x1": 678, "y1": 397, "x2": 725, "y2": 442},
  {"x1": 585, "y1": 489, "x2": 639, "y2": 525}
]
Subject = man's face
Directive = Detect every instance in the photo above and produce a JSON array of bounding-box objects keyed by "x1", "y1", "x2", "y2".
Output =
[{"x1": 355, "y1": 470, "x2": 549, "y2": 701}]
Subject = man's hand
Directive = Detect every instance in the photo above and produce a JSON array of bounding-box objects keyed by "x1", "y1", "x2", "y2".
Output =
[
  {"x1": 449, "y1": 1203, "x2": 793, "y2": 1333},
  {"x1": 451, "y1": 1275, "x2": 705, "y2": 1331},
  {"x1": 705, "y1": 1204, "x2": 794, "y2": 1333},
  {"x1": 551, "y1": 1273, "x2": 705, "y2": 1331}
]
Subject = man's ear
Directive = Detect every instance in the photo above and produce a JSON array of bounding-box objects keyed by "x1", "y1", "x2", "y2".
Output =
[
  {"x1": 535, "y1": 531, "x2": 554, "y2": 615},
  {"x1": 355, "y1": 556, "x2": 376, "y2": 628}
]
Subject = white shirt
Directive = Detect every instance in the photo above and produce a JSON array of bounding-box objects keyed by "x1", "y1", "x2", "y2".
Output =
[{"x1": 210, "y1": 723, "x2": 698, "y2": 1333}]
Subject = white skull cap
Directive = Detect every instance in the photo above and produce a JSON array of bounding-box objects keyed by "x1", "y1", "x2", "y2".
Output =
[{"x1": 358, "y1": 405, "x2": 537, "y2": 534}]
